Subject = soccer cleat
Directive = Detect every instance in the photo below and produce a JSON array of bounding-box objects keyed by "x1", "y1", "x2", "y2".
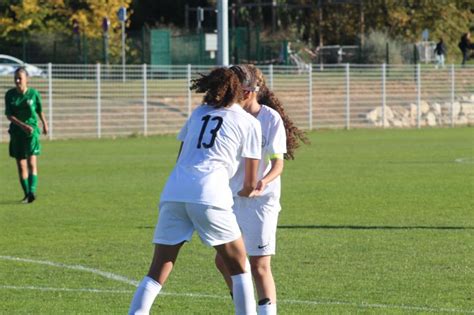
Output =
[
  {"x1": 27, "y1": 193, "x2": 36, "y2": 203},
  {"x1": 21, "y1": 195, "x2": 29, "y2": 204}
]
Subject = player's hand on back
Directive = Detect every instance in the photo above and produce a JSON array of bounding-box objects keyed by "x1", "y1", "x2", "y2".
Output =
[
  {"x1": 238, "y1": 183, "x2": 263, "y2": 198},
  {"x1": 254, "y1": 180, "x2": 266, "y2": 194}
]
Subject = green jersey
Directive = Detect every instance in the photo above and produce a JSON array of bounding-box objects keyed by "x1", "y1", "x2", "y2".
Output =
[{"x1": 4, "y1": 87, "x2": 43, "y2": 135}]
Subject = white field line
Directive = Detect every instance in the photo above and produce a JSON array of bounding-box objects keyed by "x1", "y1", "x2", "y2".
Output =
[
  {"x1": 0, "y1": 255, "x2": 138, "y2": 286},
  {"x1": 454, "y1": 157, "x2": 474, "y2": 164},
  {"x1": 1, "y1": 256, "x2": 473, "y2": 314},
  {"x1": 1, "y1": 285, "x2": 473, "y2": 314},
  {"x1": 0, "y1": 285, "x2": 132, "y2": 294}
]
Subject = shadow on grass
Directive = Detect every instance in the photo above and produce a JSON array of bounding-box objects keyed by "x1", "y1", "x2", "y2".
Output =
[{"x1": 277, "y1": 225, "x2": 473, "y2": 230}]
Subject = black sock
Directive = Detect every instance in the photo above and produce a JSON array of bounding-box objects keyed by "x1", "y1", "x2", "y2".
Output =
[{"x1": 258, "y1": 298, "x2": 271, "y2": 305}]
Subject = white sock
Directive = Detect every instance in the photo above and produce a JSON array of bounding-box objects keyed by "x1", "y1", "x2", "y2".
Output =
[
  {"x1": 258, "y1": 303, "x2": 277, "y2": 315},
  {"x1": 231, "y1": 272, "x2": 257, "y2": 315},
  {"x1": 245, "y1": 258, "x2": 251, "y2": 273},
  {"x1": 128, "y1": 276, "x2": 162, "y2": 315}
]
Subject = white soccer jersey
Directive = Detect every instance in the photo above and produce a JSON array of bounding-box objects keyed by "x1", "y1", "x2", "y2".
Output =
[
  {"x1": 230, "y1": 105, "x2": 287, "y2": 205},
  {"x1": 160, "y1": 103, "x2": 262, "y2": 210}
]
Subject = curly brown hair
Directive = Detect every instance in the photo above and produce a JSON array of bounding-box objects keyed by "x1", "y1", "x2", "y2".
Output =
[
  {"x1": 190, "y1": 67, "x2": 243, "y2": 108},
  {"x1": 233, "y1": 64, "x2": 309, "y2": 160}
]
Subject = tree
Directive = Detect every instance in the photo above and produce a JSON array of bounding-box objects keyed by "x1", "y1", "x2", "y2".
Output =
[
  {"x1": 361, "y1": 0, "x2": 473, "y2": 61},
  {"x1": 279, "y1": 0, "x2": 473, "y2": 61},
  {"x1": 0, "y1": 0, "x2": 68, "y2": 38},
  {"x1": 0, "y1": 0, "x2": 133, "y2": 63},
  {"x1": 69, "y1": 0, "x2": 133, "y2": 63}
]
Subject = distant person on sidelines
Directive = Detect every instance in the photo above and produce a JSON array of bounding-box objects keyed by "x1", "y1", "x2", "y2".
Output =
[
  {"x1": 434, "y1": 38, "x2": 446, "y2": 69},
  {"x1": 459, "y1": 32, "x2": 473, "y2": 66},
  {"x1": 128, "y1": 67, "x2": 262, "y2": 315},
  {"x1": 215, "y1": 64, "x2": 308, "y2": 315},
  {"x1": 4, "y1": 67, "x2": 49, "y2": 203}
]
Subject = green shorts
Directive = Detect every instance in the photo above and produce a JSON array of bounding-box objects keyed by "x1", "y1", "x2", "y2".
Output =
[{"x1": 9, "y1": 128, "x2": 41, "y2": 159}]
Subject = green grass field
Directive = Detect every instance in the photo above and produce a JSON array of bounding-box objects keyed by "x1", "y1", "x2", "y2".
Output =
[{"x1": 0, "y1": 128, "x2": 473, "y2": 314}]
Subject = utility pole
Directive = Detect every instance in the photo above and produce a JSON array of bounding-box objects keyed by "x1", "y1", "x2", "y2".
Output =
[
  {"x1": 118, "y1": 6, "x2": 127, "y2": 82},
  {"x1": 318, "y1": 0, "x2": 323, "y2": 48},
  {"x1": 197, "y1": 6, "x2": 204, "y2": 34},
  {"x1": 360, "y1": 0, "x2": 365, "y2": 46},
  {"x1": 185, "y1": 4, "x2": 189, "y2": 31},
  {"x1": 102, "y1": 17, "x2": 110, "y2": 64},
  {"x1": 272, "y1": 0, "x2": 277, "y2": 32},
  {"x1": 217, "y1": 0, "x2": 229, "y2": 65}
]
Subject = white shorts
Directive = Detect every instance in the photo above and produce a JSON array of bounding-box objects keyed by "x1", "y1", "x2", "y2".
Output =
[
  {"x1": 233, "y1": 196, "x2": 280, "y2": 256},
  {"x1": 153, "y1": 201, "x2": 242, "y2": 247}
]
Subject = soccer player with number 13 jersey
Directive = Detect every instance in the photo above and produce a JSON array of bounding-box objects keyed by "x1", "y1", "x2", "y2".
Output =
[{"x1": 129, "y1": 67, "x2": 262, "y2": 315}]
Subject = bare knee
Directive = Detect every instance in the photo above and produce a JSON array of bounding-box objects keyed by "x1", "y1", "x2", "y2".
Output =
[
  {"x1": 250, "y1": 257, "x2": 271, "y2": 279},
  {"x1": 214, "y1": 239, "x2": 247, "y2": 275},
  {"x1": 16, "y1": 159, "x2": 28, "y2": 178},
  {"x1": 27, "y1": 156, "x2": 37, "y2": 174}
]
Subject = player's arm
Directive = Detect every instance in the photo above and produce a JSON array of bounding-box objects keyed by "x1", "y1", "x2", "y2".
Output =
[
  {"x1": 6, "y1": 115, "x2": 33, "y2": 135},
  {"x1": 238, "y1": 158, "x2": 259, "y2": 197},
  {"x1": 35, "y1": 91, "x2": 48, "y2": 135},
  {"x1": 39, "y1": 112, "x2": 48, "y2": 135},
  {"x1": 255, "y1": 155, "x2": 284, "y2": 194},
  {"x1": 4, "y1": 93, "x2": 32, "y2": 134},
  {"x1": 239, "y1": 118, "x2": 262, "y2": 197}
]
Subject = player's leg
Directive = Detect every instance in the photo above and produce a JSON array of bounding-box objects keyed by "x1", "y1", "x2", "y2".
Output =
[
  {"x1": 147, "y1": 242, "x2": 184, "y2": 284},
  {"x1": 27, "y1": 155, "x2": 38, "y2": 202},
  {"x1": 249, "y1": 255, "x2": 277, "y2": 315},
  {"x1": 187, "y1": 202, "x2": 256, "y2": 315},
  {"x1": 215, "y1": 252, "x2": 233, "y2": 292},
  {"x1": 26, "y1": 134, "x2": 41, "y2": 202},
  {"x1": 214, "y1": 196, "x2": 250, "y2": 297},
  {"x1": 213, "y1": 196, "x2": 248, "y2": 296},
  {"x1": 215, "y1": 239, "x2": 256, "y2": 315},
  {"x1": 236, "y1": 198, "x2": 279, "y2": 315},
  {"x1": 129, "y1": 202, "x2": 193, "y2": 314},
  {"x1": 11, "y1": 133, "x2": 29, "y2": 201},
  {"x1": 129, "y1": 243, "x2": 184, "y2": 315},
  {"x1": 15, "y1": 158, "x2": 29, "y2": 202}
]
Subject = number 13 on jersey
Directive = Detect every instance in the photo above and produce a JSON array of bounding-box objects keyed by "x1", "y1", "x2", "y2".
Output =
[{"x1": 197, "y1": 115, "x2": 224, "y2": 149}]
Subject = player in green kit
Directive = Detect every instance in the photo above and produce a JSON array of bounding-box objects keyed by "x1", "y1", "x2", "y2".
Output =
[{"x1": 4, "y1": 67, "x2": 49, "y2": 203}]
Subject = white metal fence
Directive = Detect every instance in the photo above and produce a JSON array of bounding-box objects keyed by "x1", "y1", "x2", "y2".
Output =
[{"x1": 1, "y1": 63, "x2": 473, "y2": 142}]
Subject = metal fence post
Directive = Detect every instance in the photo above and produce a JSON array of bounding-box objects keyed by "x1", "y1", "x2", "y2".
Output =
[
  {"x1": 450, "y1": 64, "x2": 455, "y2": 128},
  {"x1": 48, "y1": 63, "x2": 53, "y2": 140},
  {"x1": 187, "y1": 64, "x2": 192, "y2": 118},
  {"x1": 416, "y1": 63, "x2": 421, "y2": 129},
  {"x1": 308, "y1": 64, "x2": 313, "y2": 130},
  {"x1": 382, "y1": 63, "x2": 386, "y2": 128},
  {"x1": 96, "y1": 63, "x2": 101, "y2": 138},
  {"x1": 143, "y1": 63, "x2": 148, "y2": 136},
  {"x1": 345, "y1": 63, "x2": 350, "y2": 130},
  {"x1": 269, "y1": 64, "x2": 274, "y2": 90}
]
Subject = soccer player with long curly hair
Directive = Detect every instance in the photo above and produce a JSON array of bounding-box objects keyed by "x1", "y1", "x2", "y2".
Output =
[
  {"x1": 215, "y1": 64, "x2": 308, "y2": 315},
  {"x1": 129, "y1": 67, "x2": 262, "y2": 315}
]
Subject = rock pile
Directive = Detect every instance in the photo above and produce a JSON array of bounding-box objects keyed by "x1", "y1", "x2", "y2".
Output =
[{"x1": 366, "y1": 94, "x2": 474, "y2": 127}]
